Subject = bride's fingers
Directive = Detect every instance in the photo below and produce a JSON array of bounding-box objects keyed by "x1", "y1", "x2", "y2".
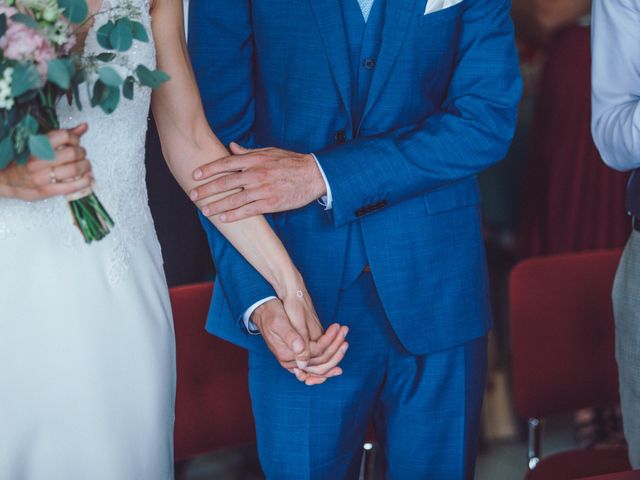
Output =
[
  {"x1": 69, "y1": 123, "x2": 89, "y2": 137},
  {"x1": 47, "y1": 125, "x2": 85, "y2": 151},
  {"x1": 33, "y1": 159, "x2": 92, "y2": 186},
  {"x1": 305, "y1": 342, "x2": 349, "y2": 376},
  {"x1": 310, "y1": 323, "x2": 340, "y2": 349},
  {"x1": 27, "y1": 148, "x2": 89, "y2": 179},
  {"x1": 295, "y1": 369, "x2": 328, "y2": 386},
  {"x1": 48, "y1": 172, "x2": 93, "y2": 195},
  {"x1": 309, "y1": 325, "x2": 348, "y2": 366}
]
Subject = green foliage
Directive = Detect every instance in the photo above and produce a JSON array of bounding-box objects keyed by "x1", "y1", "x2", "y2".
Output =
[
  {"x1": 10, "y1": 13, "x2": 40, "y2": 29},
  {"x1": 110, "y1": 18, "x2": 133, "y2": 51},
  {"x1": 58, "y1": 0, "x2": 88, "y2": 24},
  {"x1": 96, "y1": 21, "x2": 115, "y2": 50},
  {"x1": 98, "y1": 66, "x2": 123, "y2": 87},
  {"x1": 100, "y1": 85, "x2": 120, "y2": 114},
  {"x1": 11, "y1": 64, "x2": 41, "y2": 97},
  {"x1": 0, "y1": 13, "x2": 7, "y2": 37},
  {"x1": 20, "y1": 115, "x2": 39, "y2": 135},
  {"x1": 28, "y1": 134, "x2": 55, "y2": 160},
  {"x1": 131, "y1": 21, "x2": 149, "y2": 42},
  {"x1": 123, "y1": 76, "x2": 135, "y2": 100},
  {"x1": 47, "y1": 59, "x2": 72, "y2": 89},
  {"x1": 97, "y1": 18, "x2": 149, "y2": 52},
  {"x1": 95, "y1": 53, "x2": 117, "y2": 63},
  {"x1": 135, "y1": 65, "x2": 170, "y2": 89},
  {"x1": 90, "y1": 79, "x2": 107, "y2": 107},
  {"x1": 0, "y1": 137, "x2": 16, "y2": 169}
]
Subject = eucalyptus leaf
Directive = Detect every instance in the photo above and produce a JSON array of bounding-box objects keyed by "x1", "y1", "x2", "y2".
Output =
[
  {"x1": 73, "y1": 69, "x2": 87, "y2": 84},
  {"x1": 0, "y1": 136, "x2": 15, "y2": 169},
  {"x1": 153, "y1": 70, "x2": 170, "y2": 85},
  {"x1": 47, "y1": 59, "x2": 72, "y2": 89},
  {"x1": 15, "y1": 148, "x2": 30, "y2": 166},
  {"x1": 135, "y1": 65, "x2": 170, "y2": 89},
  {"x1": 98, "y1": 66, "x2": 123, "y2": 87},
  {"x1": 58, "y1": 0, "x2": 88, "y2": 24},
  {"x1": 73, "y1": 83, "x2": 83, "y2": 111},
  {"x1": 11, "y1": 64, "x2": 41, "y2": 97},
  {"x1": 123, "y1": 76, "x2": 135, "y2": 100},
  {"x1": 11, "y1": 13, "x2": 40, "y2": 29},
  {"x1": 109, "y1": 18, "x2": 133, "y2": 52},
  {"x1": 0, "y1": 14, "x2": 7, "y2": 38},
  {"x1": 99, "y1": 85, "x2": 120, "y2": 114},
  {"x1": 96, "y1": 22, "x2": 115, "y2": 50},
  {"x1": 91, "y1": 80, "x2": 107, "y2": 108},
  {"x1": 21, "y1": 115, "x2": 39, "y2": 135},
  {"x1": 131, "y1": 21, "x2": 149, "y2": 42},
  {"x1": 95, "y1": 52, "x2": 117, "y2": 62},
  {"x1": 28, "y1": 134, "x2": 55, "y2": 160}
]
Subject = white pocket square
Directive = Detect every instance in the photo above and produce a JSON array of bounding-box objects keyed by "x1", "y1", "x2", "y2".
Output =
[{"x1": 424, "y1": 0, "x2": 463, "y2": 15}]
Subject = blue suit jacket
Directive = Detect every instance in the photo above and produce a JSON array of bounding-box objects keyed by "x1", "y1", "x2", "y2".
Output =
[{"x1": 188, "y1": 0, "x2": 522, "y2": 355}]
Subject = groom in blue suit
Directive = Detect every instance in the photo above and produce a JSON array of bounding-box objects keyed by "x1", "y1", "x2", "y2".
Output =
[{"x1": 189, "y1": 0, "x2": 521, "y2": 477}]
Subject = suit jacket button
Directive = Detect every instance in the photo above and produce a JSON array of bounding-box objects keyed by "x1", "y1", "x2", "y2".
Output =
[{"x1": 335, "y1": 130, "x2": 347, "y2": 144}]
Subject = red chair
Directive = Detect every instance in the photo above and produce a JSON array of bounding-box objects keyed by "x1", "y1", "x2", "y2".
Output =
[
  {"x1": 509, "y1": 249, "x2": 631, "y2": 479},
  {"x1": 170, "y1": 282, "x2": 255, "y2": 461}
]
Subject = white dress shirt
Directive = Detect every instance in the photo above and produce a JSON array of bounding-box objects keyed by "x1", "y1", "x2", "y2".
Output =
[
  {"x1": 591, "y1": 0, "x2": 640, "y2": 171},
  {"x1": 241, "y1": 155, "x2": 332, "y2": 331}
]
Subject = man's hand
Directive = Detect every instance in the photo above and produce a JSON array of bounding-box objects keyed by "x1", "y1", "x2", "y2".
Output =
[
  {"x1": 252, "y1": 298, "x2": 348, "y2": 386},
  {"x1": 191, "y1": 143, "x2": 327, "y2": 222}
]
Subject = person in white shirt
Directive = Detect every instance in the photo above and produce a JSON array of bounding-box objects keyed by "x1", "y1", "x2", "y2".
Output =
[{"x1": 592, "y1": 0, "x2": 640, "y2": 468}]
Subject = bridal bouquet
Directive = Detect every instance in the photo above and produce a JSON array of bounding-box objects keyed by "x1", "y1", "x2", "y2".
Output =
[{"x1": 0, "y1": 0, "x2": 168, "y2": 243}]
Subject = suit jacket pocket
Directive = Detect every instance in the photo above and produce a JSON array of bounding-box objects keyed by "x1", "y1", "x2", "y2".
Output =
[
  {"x1": 419, "y1": 1, "x2": 464, "y2": 26},
  {"x1": 423, "y1": 178, "x2": 480, "y2": 214}
]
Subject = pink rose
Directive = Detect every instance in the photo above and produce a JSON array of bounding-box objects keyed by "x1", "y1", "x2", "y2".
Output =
[
  {"x1": 0, "y1": 6, "x2": 18, "y2": 17},
  {"x1": 0, "y1": 17, "x2": 55, "y2": 80}
]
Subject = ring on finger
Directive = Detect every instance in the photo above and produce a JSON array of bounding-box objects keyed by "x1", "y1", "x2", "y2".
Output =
[{"x1": 49, "y1": 168, "x2": 58, "y2": 184}]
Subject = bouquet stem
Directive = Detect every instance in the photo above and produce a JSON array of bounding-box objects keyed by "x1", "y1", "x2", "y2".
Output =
[{"x1": 67, "y1": 189, "x2": 114, "y2": 243}]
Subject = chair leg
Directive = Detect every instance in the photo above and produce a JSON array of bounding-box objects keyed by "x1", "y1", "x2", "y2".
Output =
[
  {"x1": 528, "y1": 417, "x2": 541, "y2": 470},
  {"x1": 359, "y1": 442, "x2": 376, "y2": 480}
]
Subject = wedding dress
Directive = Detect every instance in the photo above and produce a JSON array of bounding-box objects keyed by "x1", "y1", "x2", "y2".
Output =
[{"x1": 0, "y1": 0, "x2": 175, "y2": 477}]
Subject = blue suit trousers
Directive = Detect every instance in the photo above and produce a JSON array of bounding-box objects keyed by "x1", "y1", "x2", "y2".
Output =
[{"x1": 248, "y1": 271, "x2": 487, "y2": 479}]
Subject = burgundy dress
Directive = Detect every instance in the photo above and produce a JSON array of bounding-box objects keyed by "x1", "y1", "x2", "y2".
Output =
[{"x1": 520, "y1": 25, "x2": 630, "y2": 257}]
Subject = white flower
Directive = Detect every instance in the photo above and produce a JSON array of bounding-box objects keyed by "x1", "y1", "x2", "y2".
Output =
[
  {"x1": 48, "y1": 19, "x2": 71, "y2": 46},
  {"x1": 0, "y1": 68, "x2": 15, "y2": 110}
]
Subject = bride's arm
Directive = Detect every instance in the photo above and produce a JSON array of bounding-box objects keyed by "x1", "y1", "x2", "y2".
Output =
[
  {"x1": 148, "y1": 0, "x2": 348, "y2": 380},
  {"x1": 149, "y1": 0, "x2": 296, "y2": 294}
]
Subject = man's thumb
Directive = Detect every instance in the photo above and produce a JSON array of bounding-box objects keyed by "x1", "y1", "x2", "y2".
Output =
[{"x1": 287, "y1": 330, "x2": 309, "y2": 370}]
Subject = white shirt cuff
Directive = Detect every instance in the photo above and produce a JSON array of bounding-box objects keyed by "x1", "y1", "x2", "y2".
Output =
[
  {"x1": 311, "y1": 153, "x2": 333, "y2": 210},
  {"x1": 242, "y1": 296, "x2": 277, "y2": 334}
]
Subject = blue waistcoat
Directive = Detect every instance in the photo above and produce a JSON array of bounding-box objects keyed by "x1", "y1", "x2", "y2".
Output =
[{"x1": 340, "y1": 0, "x2": 386, "y2": 287}]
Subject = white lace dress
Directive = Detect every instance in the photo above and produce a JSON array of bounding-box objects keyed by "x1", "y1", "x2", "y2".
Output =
[{"x1": 0, "y1": 1, "x2": 175, "y2": 478}]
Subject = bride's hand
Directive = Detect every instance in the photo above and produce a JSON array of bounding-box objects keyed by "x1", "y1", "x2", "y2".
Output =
[
  {"x1": 281, "y1": 284, "x2": 349, "y2": 386},
  {"x1": 0, "y1": 124, "x2": 92, "y2": 201}
]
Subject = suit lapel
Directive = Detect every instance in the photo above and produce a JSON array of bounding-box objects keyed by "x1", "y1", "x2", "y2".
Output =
[
  {"x1": 359, "y1": 0, "x2": 417, "y2": 129},
  {"x1": 306, "y1": 0, "x2": 354, "y2": 122}
]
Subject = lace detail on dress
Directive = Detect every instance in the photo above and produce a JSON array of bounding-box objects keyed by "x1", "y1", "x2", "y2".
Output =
[{"x1": 0, "y1": 0, "x2": 157, "y2": 285}]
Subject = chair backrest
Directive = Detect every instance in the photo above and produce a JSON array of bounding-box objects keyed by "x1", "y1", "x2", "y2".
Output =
[
  {"x1": 509, "y1": 249, "x2": 622, "y2": 420},
  {"x1": 170, "y1": 282, "x2": 255, "y2": 461}
]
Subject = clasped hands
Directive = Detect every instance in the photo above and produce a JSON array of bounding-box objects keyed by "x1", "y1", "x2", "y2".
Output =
[
  {"x1": 191, "y1": 143, "x2": 349, "y2": 385},
  {"x1": 0, "y1": 124, "x2": 92, "y2": 201}
]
